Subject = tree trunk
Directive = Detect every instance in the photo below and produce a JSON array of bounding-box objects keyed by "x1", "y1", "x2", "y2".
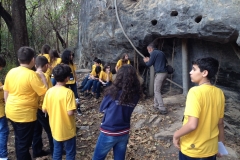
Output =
[
  {"x1": 11, "y1": 0, "x2": 29, "y2": 64},
  {"x1": 0, "y1": 0, "x2": 29, "y2": 65}
]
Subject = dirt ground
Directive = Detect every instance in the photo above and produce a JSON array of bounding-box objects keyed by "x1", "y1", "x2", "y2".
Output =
[{"x1": 6, "y1": 74, "x2": 240, "y2": 160}]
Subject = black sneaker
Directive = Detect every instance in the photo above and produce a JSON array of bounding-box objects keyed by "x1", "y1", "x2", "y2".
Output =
[
  {"x1": 77, "y1": 108, "x2": 82, "y2": 116},
  {"x1": 33, "y1": 150, "x2": 50, "y2": 158},
  {"x1": 78, "y1": 86, "x2": 83, "y2": 89},
  {"x1": 158, "y1": 109, "x2": 168, "y2": 115},
  {"x1": 84, "y1": 92, "x2": 90, "y2": 97}
]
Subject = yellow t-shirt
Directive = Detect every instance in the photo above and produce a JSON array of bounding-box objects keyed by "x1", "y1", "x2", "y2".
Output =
[
  {"x1": 42, "y1": 54, "x2": 51, "y2": 78},
  {"x1": 180, "y1": 85, "x2": 225, "y2": 158},
  {"x1": 0, "y1": 82, "x2": 5, "y2": 118},
  {"x1": 4, "y1": 66, "x2": 47, "y2": 122},
  {"x1": 92, "y1": 64, "x2": 103, "y2": 71},
  {"x1": 116, "y1": 59, "x2": 130, "y2": 70},
  {"x1": 66, "y1": 64, "x2": 76, "y2": 84},
  {"x1": 38, "y1": 72, "x2": 53, "y2": 109},
  {"x1": 51, "y1": 58, "x2": 61, "y2": 69},
  {"x1": 99, "y1": 71, "x2": 113, "y2": 82},
  {"x1": 42, "y1": 86, "x2": 76, "y2": 141}
]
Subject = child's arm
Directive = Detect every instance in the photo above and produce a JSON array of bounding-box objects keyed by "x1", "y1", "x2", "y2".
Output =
[
  {"x1": 68, "y1": 109, "x2": 75, "y2": 116},
  {"x1": 36, "y1": 70, "x2": 48, "y2": 88},
  {"x1": 4, "y1": 90, "x2": 8, "y2": 102},
  {"x1": 218, "y1": 118, "x2": 224, "y2": 143},
  {"x1": 173, "y1": 116, "x2": 199, "y2": 149}
]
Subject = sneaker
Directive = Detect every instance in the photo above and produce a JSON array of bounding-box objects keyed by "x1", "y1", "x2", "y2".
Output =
[
  {"x1": 158, "y1": 109, "x2": 168, "y2": 115},
  {"x1": 77, "y1": 108, "x2": 82, "y2": 115},
  {"x1": 78, "y1": 86, "x2": 83, "y2": 89},
  {"x1": 84, "y1": 92, "x2": 90, "y2": 97},
  {"x1": 33, "y1": 150, "x2": 50, "y2": 158}
]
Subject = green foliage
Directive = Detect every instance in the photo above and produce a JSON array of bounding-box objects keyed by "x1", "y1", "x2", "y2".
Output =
[{"x1": 0, "y1": 58, "x2": 17, "y2": 83}]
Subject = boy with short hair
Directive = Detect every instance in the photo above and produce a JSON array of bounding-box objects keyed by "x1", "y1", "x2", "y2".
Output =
[
  {"x1": 32, "y1": 56, "x2": 54, "y2": 158},
  {"x1": 3, "y1": 47, "x2": 47, "y2": 160},
  {"x1": 0, "y1": 56, "x2": 8, "y2": 160},
  {"x1": 42, "y1": 64, "x2": 76, "y2": 159},
  {"x1": 173, "y1": 57, "x2": 225, "y2": 160}
]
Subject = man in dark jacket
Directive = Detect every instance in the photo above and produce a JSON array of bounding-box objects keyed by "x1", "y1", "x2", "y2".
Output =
[{"x1": 143, "y1": 43, "x2": 168, "y2": 114}]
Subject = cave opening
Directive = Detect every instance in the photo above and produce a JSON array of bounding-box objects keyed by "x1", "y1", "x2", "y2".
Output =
[
  {"x1": 171, "y1": 11, "x2": 178, "y2": 16},
  {"x1": 195, "y1": 15, "x2": 202, "y2": 23},
  {"x1": 151, "y1": 20, "x2": 158, "y2": 26}
]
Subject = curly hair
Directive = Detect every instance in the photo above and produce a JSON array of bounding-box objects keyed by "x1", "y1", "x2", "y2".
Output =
[{"x1": 104, "y1": 65, "x2": 141, "y2": 105}]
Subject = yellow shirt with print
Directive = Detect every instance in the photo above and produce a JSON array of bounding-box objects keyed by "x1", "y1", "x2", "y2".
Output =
[
  {"x1": 42, "y1": 54, "x2": 51, "y2": 78},
  {"x1": 42, "y1": 86, "x2": 76, "y2": 141},
  {"x1": 66, "y1": 64, "x2": 76, "y2": 84},
  {"x1": 4, "y1": 66, "x2": 47, "y2": 122},
  {"x1": 0, "y1": 82, "x2": 5, "y2": 118},
  {"x1": 38, "y1": 72, "x2": 53, "y2": 109},
  {"x1": 180, "y1": 85, "x2": 225, "y2": 158},
  {"x1": 99, "y1": 71, "x2": 113, "y2": 82},
  {"x1": 116, "y1": 59, "x2": 130, "y2": 70}
]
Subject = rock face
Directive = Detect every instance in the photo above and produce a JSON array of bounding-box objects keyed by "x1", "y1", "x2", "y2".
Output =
[{"x1": 77, "y1": 0, "x2": 240, "y2": 90}]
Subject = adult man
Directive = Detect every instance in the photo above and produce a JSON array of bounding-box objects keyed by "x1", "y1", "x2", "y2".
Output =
[{"x1": 143, "y1": 43, "x2": 168, "y2": 114}]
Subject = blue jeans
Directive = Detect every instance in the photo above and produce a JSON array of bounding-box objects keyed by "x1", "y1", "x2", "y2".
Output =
[
  {"x1": 0, "y1": 116, "x2": 9, "y2": 158},
  {"x1": 81, "y1": 75, "x2": 89, "y2": 87},
  {"x1": 179, "y1": 151, "x2": 216, "y2": 160},
  {"x1": 92, "y1": 81, "x2": 111, "y2": 98},
  {"x1": 66, "y1": 83, "x2": 79, "y2": 99},
  {"x1": 81, "y1": 79, "x2": 94, "y2": 92},
  {"x1": 51, "y1": 78, "x2": 57, "y2": 86},
  {"x1": 53, "y1": 137, "x2": 76, "y2": 160},
  {"x1": 92, "y1": 132, "x2": 129, "y2": 160}
]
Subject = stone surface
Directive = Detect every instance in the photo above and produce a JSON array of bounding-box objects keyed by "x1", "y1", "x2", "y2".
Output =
[{"x1": 77, "y1": 0, "x2": 240, "y2": 92}]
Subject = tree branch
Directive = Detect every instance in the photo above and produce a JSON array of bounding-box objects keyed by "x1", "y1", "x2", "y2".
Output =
[{"x1": 0, "y1": 2, "x2": 13, "y2": 31}]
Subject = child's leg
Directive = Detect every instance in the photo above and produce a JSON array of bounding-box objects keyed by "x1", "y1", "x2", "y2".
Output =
[
  {"x1": 113, "y1": 134, "x2": 129, "y2": 160},
  {"x1": 36, "y1": 109, "x2": 54, "y2": 154},
  {"x1": 96, "y1": 82, "x2": 102, "y2": 99},
  {"x1": 53, "y1": 139, "x2": 64, "y2": 160},
  {"x1": 32, "y1": 120, "x2": 43, "y2": 156},
  {"x1": 92, "y1": 132, "x2": 117, "y2": 160},
  {"x1": 51, "y1": 78, "x2": 56, "y2": 86},
  {"x1": 63, "y1": 136, "x2": 76, "y2": 160},
  {"x1": 10, "y1": 120, "x2": 35, "y2": 160},
  {"x1": 0, "y1": 116, "x2": 9, "y2": 159},
  {"x1": 69, "y1": 83, "x2": 79, "y2": 99},
  {"x1": 79, "y1": 74, "x2": 89, "y2": 89}
]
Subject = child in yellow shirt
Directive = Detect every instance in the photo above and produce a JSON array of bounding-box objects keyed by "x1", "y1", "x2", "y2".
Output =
[
  {"x1": 0, "y1": 56, "x2": 8, "y2": 160},
  {"x1": 115, "y1": 53, "x2": 130, "y2": 72},
  {"x1": 32, "y1": 56, "x2": 54, "y2": 158},
  {"x1": 42, "y1": 64, "x2": 76, "y2": 159},
  {"x1": 92, "y1": 64, "x2": 113, "y2": 99},
  {"x1": 4, "y1": 47, "x2": 47, "y2": 160}
]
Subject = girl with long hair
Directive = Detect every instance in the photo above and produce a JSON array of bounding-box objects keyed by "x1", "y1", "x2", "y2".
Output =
[
  {"x1": 49, "y1": 49, "x2": 61, "y2": 85},
  {"x1": 61, "y1": 49, "x2": 81, "y2": 115},
  {"x1": 92, "y1": 65, "x2": 141, "y2": 160},
  {"x1": 115, "y1": 53, "x2": 130, "y2": 72},
  {"x1": 40, "y1": 44, "x2": 51, "y2": 77}
]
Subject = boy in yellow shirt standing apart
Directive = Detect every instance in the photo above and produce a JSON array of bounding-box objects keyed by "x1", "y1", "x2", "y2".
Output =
[
  {"x1": 173, "y1": 57, "x2": 225, "y2": 160},
  {"x1": 4, "y1": 47, "x2": 47, "y2": 160},
  {"x1": 42, "y1": 64, "x2": 76, "y2": 159},
  {"x1": 0, "y1": 56, "x2": 8, "y2": 160}
]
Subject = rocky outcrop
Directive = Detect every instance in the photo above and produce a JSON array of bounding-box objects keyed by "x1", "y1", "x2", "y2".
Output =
[
  {"x1": 76, "y1": 0, "x2": 240, "y2": 90},
  {"x1": 77, "y1": 0, "x2": 240, "y2": 64}
]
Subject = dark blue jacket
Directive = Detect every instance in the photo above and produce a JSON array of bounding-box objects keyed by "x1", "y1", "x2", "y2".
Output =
[
  {"x1": 99, "y1": 93, "x2": 139, "y2": 135},
  {"x1": 145, "y1": 49, "x2": 167, "y2": 73}
]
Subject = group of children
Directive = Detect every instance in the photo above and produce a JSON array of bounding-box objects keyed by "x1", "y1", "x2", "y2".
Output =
[
  {"x1": 0, "y1": 43, "x2": 226, "y2": 160},
  {"x1": 79, "y1": 53, "x2": 130, "y2": 99}
]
